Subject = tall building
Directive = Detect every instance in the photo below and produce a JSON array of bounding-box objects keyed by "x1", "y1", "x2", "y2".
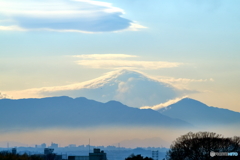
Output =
[
  {"x1": 44, "y1": 148, "x2": 54, "y2": 155},
  {"x1": 41, "y1": 143, "x2": 47, "y2": 148},
  {"x1": 68, "y1": 144, "x2": 76, "y2": 148},
  {"x1": 12, "y1": 148, "x2": 17, "y2": 154},
  {"x1": 68, "y1": 148, "x2": 107, "y2": 160},
  {"x1": 152, "y1": 150, "x2": 159, "y2": 160},
  {"x1": 50, "y1": 142, "x2": 58, "y2": 148},
  {"x1": 89, "y1": 148, "x2": 107, "y2": 160}
]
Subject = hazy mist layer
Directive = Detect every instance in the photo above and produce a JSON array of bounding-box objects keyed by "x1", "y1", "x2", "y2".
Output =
[{"x1": 1, "y1": 126, "x2": 239, "y2": 148}]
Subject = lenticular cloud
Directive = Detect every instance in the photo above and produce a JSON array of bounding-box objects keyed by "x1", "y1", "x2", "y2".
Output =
[{"x1": 0, "y1": 0, "x2": 143, "y2": 32}]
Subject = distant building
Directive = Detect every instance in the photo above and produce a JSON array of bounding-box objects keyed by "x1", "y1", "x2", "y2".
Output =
[
  {"x1": 44, "y1": 148, "x2": 54, "y2": 155},
  {"x1": 106, "y1": 146, "x2": 116, "y2": 150},
  {"x1": 41, "y1": 143, "x2": 47, "y2": 148},
  {"x1": 89, "y1": 148, "x2": 107, "y2": 160},
  {"x1": 68, "y1": 156, "x2": 89, "y2": 160},
  {"x1": 68, "y1": 148, "x2": 107, "y2": 160},
  {"x1": 78, "y1": 145, "x2": 85, "y2": 149},
  {"x1": 62, "y1": 153, "x2": 68, "y2": 160},
  {"x1": 68, "y1": 144, "x2": 76, "y2": 148},
  {"x1": 50, "y1": 142, "x2": 58, "y2": 148},
  {"x1": 152, "y1": 150, "x2": 158, "y2": 160},
  {"x1": 12, "y1": 148, "x2": 17, "y2": 154}
]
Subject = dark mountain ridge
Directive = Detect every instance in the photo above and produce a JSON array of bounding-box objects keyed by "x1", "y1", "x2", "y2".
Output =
[
  {"x1": 0, "y1": 96, "x2": 192, "y2": 131},
  {"x1": 159, "y1": 98, "x2": 240, "y2": 126}
]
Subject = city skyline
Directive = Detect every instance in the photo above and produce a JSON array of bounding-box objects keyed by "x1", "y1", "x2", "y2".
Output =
[{"x1": 0, "y1": 141, "x2": 167, "y2": 149}]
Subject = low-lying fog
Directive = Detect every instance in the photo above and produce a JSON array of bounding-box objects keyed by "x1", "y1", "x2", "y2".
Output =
[{"x1": 0, "y1": 125, "x2": 239, "y2": 148}]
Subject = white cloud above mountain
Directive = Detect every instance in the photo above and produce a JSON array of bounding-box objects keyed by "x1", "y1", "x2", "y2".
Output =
[
  {"x1": 74, "y1": 54, "x2": 182, "y2": 69},
  {"x1": 0, "y1": 0, "x2": 145, "y2": 33},
  {"x1": 77, "y1": 60, "x2": 181, "y2": 69},
  {"x1": 73, "y1": 54, "x2": 138, "y2": 59}
]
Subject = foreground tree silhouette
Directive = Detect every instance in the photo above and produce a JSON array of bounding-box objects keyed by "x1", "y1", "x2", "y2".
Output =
[
  {"x1": 0, "y1": 151, "x2": 43, "y2": 160},
  {"x1": 166, "y1": 132, "x2": 240, "y2": 160},
  {"x1": 125, "y1": 154, "x2": 153, "y2": 160}
]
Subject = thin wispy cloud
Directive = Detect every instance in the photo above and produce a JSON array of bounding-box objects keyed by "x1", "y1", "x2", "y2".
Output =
[
  {"x1": 141, "y1": 96, "x2": 188, "y2": 110},
  {"x1": 73, "y1": 54, "x2": 138, "y2": 59},
  {"x1": 74, "y1": 54, "x2": 182, "y2": 69},
  {"x1": 0, "y1": 0, "x2": 145, "y2": 33},
  {"x1": 156, "y1": 76, "x2": 214, "y2": 90},
  {"x1": 0, "y1": 92, "x2": 12, "y2": 99},
  {"x1": 158, "y1": 77, "x2": 214, "y2": 83},
  {"x1": 77, "y1": 60, "x2": 181, "y2": 69},
  {"x1": 0, "y1": 25, "x2": 27, "y2": 31}
]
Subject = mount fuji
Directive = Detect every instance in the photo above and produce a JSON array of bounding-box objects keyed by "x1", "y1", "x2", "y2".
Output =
[{"x1": 17, "y1": 69, "x2": 192, "y2": 108}]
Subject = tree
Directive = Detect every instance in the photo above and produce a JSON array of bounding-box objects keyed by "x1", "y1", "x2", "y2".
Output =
[
  {"x1": 125, "y1": 154, "x2": 153, "y2": 160},
  {"x1": 0, "y1": 151, "x2": 43, "y2": 160},
  {"x1": 45, "y1": 153, "x2": 57, "y2": 160},
  {"x1": 166, "y1": 132, "x2": 240, "y2": 160}
]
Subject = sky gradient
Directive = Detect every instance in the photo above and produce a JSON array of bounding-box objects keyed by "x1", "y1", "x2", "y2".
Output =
[{"x1": 1, "y1": 0, "x2": 240, "y2": 112}]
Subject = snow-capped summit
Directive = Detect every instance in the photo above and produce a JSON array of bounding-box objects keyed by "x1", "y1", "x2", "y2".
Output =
[{"x1": 11, "y1": 69, "x2": 189, "y2": 108}]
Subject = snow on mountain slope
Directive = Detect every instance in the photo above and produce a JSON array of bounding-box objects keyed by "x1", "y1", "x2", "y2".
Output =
[{"x1": 8, "y1": 69, "x2": 192, "y2": 108}]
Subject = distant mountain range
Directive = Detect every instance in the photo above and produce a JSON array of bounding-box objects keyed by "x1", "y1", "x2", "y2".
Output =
[
  {"x1": 0, "y1": 96, "x2": 192, "y2": 131},
  {"x1": 158, "y1": 98, "x2": 240, "y2": 127},
  {"x1": 1, "y1": 95, "x2": 239, "y2": 132}
]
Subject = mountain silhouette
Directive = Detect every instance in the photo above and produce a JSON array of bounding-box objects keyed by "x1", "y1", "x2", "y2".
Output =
[
  {"x1": 0, "y1": 96, "x2": 192, "y2": 131},
  {"x1": 158, "y1": 98, "x2": 240, "y2": 126},
  {"x1": 18, "y1": 69, "x2": 193, "y2": 108}
]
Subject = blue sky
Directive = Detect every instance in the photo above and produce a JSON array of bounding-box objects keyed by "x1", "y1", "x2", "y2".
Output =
[{"x1": 0, "y1": 0, "x2": 240, "y2": 111}]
